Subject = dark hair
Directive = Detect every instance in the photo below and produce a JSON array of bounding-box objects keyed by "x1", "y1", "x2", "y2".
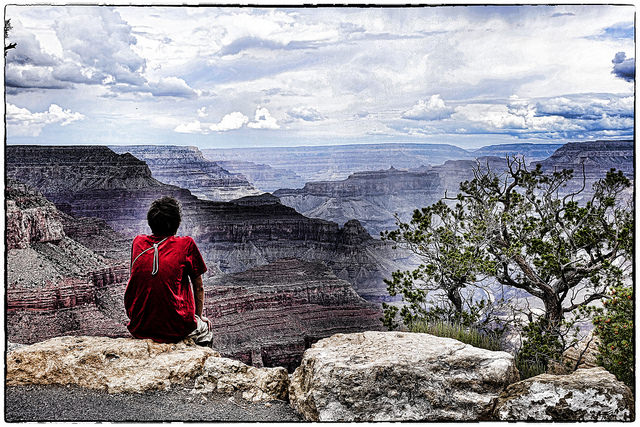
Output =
[{"x1": 147, "y1": 196, "x2": 181, "y2": 236}]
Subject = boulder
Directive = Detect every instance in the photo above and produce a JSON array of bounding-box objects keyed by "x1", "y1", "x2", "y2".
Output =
[
  {"x1": 494, "y1": 367, "x2": 634, "y2": 421},
  {"x1": 289, "y1": 331, "x2": 518, "y2": 421},
  {"x1": 6, "y1": 336, "x2": 288, "y2": 402}
]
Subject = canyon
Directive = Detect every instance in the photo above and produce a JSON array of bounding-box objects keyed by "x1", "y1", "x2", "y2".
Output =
[
  {"x1": 5, "y1": 179, "x2": 385, "y2": 369},
  {"x1": 203, "y1": 143, "x2": 474, "y2": 182},
  {"x1": 216, "y1": 160, "x2": 306, "y2": 192},
  {"x1": 535, "y1": 139, "x2": 634, "y2": 199},
  {"x1": 5, "y1": 139, "x2": 633, "y2": 371},
  {"x1": 6, "y1": 145, "x2": 404, "y2": 301}
]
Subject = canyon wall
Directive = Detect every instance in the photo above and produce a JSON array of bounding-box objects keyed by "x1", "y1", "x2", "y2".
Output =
[
  {"x1": 535, "y1": 139, "x2": 634, "y2": 200},
  {"x1": 274, "y1": 167, "x2": 443, "y2": 235},
  {"x1": 110, "y1": 145, "x2": 261, "y2": 201},
  {"x1": 216, "y1": 160, "x2": 306, "y2": 192},
  {"x1": 274, "y1": 158, "x2": 507, "y2": 235}
]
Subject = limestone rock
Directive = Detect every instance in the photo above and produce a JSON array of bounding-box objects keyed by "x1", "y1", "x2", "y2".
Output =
[
  {"x1": 563, "y1": 333, "x2": 600, "y2": 370},
  {"x1": 289, "y1": 331, "x2": 518, "y2": 421},
  {"x1": 494, "y1": 367, "x2": 634, "y2": 421},
  {"x1": 6, "y1": 336, "x2": 288, "y2": 402}
]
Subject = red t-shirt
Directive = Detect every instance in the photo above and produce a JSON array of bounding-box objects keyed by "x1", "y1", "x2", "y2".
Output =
[{"x1": 124, "y1": 234, "x2": 207, "y2": 343}]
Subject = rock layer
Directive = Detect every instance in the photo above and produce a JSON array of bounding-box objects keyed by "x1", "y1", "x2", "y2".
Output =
[
  {"x1": 493, "y1": 367, "x2": 634, "y2": 421},
  {"x1": 110, "y1": 145, "x2": 260, "y2": 201},
  {"x1": 6, "y1": 336, "x2": 289, "y2": 402},
  {"x1": 205, "y1": 259, "x2": 384, "y2": 371},
  {"x1": 289, "y1": 331, "x2": 519, "y2": 421}
]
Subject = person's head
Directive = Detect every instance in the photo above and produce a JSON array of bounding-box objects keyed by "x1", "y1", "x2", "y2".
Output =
[{"x1": 147, "y1": 196, "x2": 182, "y2": 236}]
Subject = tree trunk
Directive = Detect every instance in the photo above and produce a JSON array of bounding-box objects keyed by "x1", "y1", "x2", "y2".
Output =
[
  {"x1": 543, "y1": 294, "x2": 563, "y2": 329},
  {"x1": 447, "y1": 287, "x2": 463, "y2": 313}
]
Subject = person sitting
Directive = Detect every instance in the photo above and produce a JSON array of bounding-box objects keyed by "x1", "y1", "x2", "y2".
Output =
[{"x1": 124, "y1": 196, "x2": 213, "y2": 346}]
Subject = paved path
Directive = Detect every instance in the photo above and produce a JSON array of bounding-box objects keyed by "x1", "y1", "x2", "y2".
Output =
[{"x1": 5, "y1": 384, "x2": 302, "y2": 422}]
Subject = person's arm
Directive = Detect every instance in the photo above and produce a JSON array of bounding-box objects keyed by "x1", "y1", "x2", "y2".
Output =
[{"x1": 192, "y1": 275, "x2": 212, "y2": 330}]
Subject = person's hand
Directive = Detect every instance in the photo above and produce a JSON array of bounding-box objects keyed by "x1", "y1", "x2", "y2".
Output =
[{"x1": 201, "y1": 315, "x2": 212, "y2": 331}]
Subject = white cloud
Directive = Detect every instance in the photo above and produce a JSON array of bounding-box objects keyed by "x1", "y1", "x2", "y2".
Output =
[
  {"x1": 402, "y1": 95, "x2": 455, "y2": 121},
  {"x1": 148, "y1": 77, "x2": 196, "y2": 98},
  {"x1": 287, "y1": 106, "x2": 325, "y2": 121},
  {"x1": 248, "y1": 106, "x2": 280, "y2": 129},
  {"x1": 174, "y1": 111, "x2": 250, "y2": 133},
  {"x1": 6, "y1": 103, "x2": 85, "y2": 136},
  {"x1": 174, "y1": 120, "x2": 205, "y2": 134},
  {"x1": 197, "y1": 107, "x2": 208, "y2": 117},
  {"x1": 210, "y1": 112, "x2": 249, "y2": 132}
]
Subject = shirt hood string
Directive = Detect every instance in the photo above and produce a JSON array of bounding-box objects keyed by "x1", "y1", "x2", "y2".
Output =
[
  {"x1": 130, "y1": 237, "x2": 169, "y2": 275},
  {"x1": 151, "y1": 240, "x2": 164, "y2": 276}
]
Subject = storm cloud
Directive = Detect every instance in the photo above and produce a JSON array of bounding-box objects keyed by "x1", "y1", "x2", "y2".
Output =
[{"x1": 612, "y1": 52, "x2": 635, "y2": 82}]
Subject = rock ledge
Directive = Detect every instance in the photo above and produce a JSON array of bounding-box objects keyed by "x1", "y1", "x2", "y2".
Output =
[{"x1": 6, "y1": 336, "x2": 288, "y2": 402}]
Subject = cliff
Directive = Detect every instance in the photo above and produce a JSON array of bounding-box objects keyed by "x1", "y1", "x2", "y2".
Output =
[
  {"x1": 110, "y1": 145, "x2": 261, "y2": 201},
  {"x1": 6, "y1": 179, "x2": 130, "y2": 344},
  {"x1": 274, "y1": 167, "x2": 443, "y2": 235},
  {"x1": 535, "y1": 139, "x2": 634, "y2": 198},
  {"x1": 6, "y1": 145, "x2": 402, "y2": 300},
  {"x1": 472, "y1": 143, "x2": 564, "y2": 161},
  {"x1": 273, "y1": 159, "x2": 507, "y2": 236}
]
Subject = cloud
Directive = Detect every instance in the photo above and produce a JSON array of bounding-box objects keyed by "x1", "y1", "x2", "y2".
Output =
[
  {"x1": 5, "y1": 65, "x2": 72, "y2": 90},
  {"x1": 210, "y1": 112, "x2": 250, "y2": 131},
  {"x1": 148, "y1": 77, "x2": 197, "y2": 98},
  {"x1": 535, "y1": 95, "x2": 633, "y2": 119},
  {"x1": 54, "y1": 8, "x2": 147, "y2": 86},
  {"x1": 219, "y1": 36, "x2": 319, "y2": 56},
  {"x1": 197, "y1": 107, "x2": 208, "y2": 117},
  {"x1": 611, "y1": 52, "x2": 634, "y2": 82},
  {"x1": 247, "y1": 106, "x2": 280, "y2": 129},
  {"x1": 402, "y1": 95, "x2": 455, "y2": 121},
  {"x1": 174, "y1": 120, "x2": 205, "y2": 134},
  {"x1": 589, "y1": 22, "x2": 635, "y2": 40},
  {"x1": 5, "y1": 20, "x2": 59, "y2": 66},
  {"x1": 51, "y1": 63, "x2": 106, "y2": 85},
  {"x1": 551, "y1": 12, "x2": 575, "y2": 18},
  {"x1": 287, "y1": 107, "x2": 325, "y2": 121},
  {"x1": 174, "y1": 111, "x2": 250, "y2": 134},
  {"x1": 6, "y1": 103, "x2": 85, "y2": 136}
]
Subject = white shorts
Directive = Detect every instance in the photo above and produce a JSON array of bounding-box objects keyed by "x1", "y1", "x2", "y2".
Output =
[{"x1": 186, "y1": 315, "x2": 213, "y2": 345}]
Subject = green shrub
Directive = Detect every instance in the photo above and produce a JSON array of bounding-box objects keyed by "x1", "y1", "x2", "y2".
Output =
[
  {"x1": 517, "y1": 318, "x2": 564, "y2": 370},
  {"x1": 515, "y1": 353, "x2": 547, "y2": 380},
  {"x1": 591, "y1": 286, "x2": 634, "y2": 389},
  {"x1": 409, "y1": 319, "x2": 502, "y2": 352}
]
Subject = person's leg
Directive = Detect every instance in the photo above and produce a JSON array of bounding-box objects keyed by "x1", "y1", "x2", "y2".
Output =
[{"x1": 186, "y1": 315, "x2": 213, "y2": 347}]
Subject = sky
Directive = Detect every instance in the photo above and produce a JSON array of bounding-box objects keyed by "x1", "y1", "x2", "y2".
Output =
[{"x1": 4, "y1": 5, "x2": 635, "y2": 149}]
